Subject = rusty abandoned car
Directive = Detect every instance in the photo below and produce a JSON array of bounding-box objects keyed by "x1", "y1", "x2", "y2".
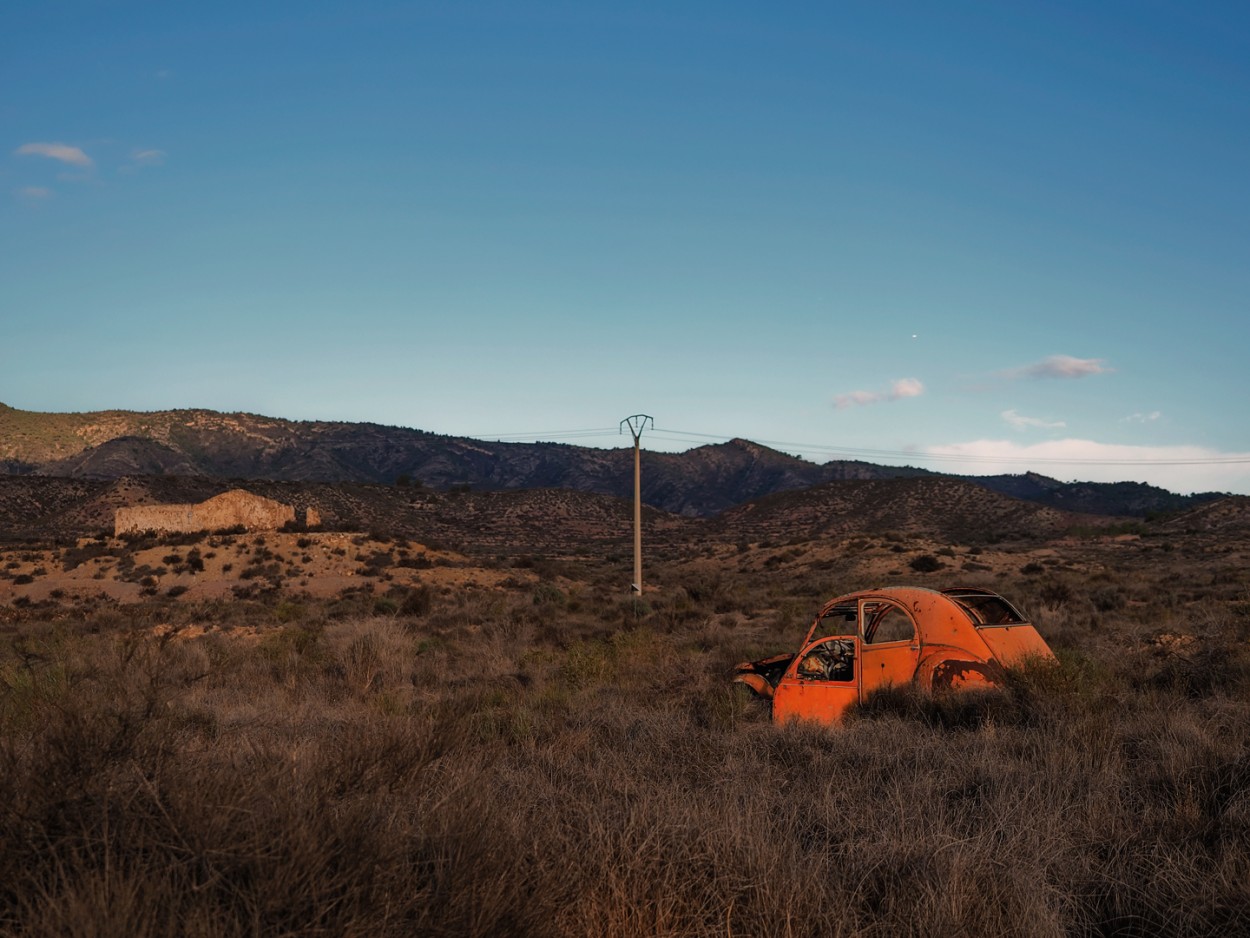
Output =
[{"x1": 734, "y1": 586, "x2": 1055, "y2": 725}]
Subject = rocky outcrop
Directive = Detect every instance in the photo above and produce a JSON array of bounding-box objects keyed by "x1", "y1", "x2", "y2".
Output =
[{"x1": 114, "y1": 489, "x2": 296, "y2": 535}]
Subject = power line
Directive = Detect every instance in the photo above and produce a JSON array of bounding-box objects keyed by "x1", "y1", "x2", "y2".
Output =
[
  {"x1": 648, "y1": 428, "x2": 1250, "y2": 467},
  {"x1": 466, "y1": 427, "x2": 621, "y2": 442},
  {"x1": 447, "y1": 423, "x2": 1250, "y2": 469}
]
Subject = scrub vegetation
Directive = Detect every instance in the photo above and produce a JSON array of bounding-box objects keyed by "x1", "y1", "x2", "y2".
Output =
[{"x1": 2, "y1": 533, "x2": 1250, "y2": 936}]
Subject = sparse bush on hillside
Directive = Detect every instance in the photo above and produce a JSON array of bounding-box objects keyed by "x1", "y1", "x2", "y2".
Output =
[
  {"x1": 909, "y1": 554, "x2": 941, "y2": 573},
  {"x1": 532, "y1": 582, "x2": 566, "y2": 608},
  {"x1": 1090, "y1": 584, "x2": 1126, "y2": 612},
  {"x1": 1039, "y1": 577, "x2": 1074, "y2": 605},
  {"x1": 395, "y1": 552, "x2": 432, "y2": 569},
  {"x1": 61, "y1": 541, "x2": 112, "y2": 571},
  {"x1": 118, "y1": 531, "x2": 160, "y2": 549}
]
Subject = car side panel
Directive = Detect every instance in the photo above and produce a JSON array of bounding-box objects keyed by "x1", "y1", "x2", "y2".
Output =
[
  {"x1": 976, "y1": 625, "x2": 1055, "y2": 666},
  {"x1": 860, "y1": 642, "x2": 920, "y2": 695},
  {"x1": 772, "y1": 679, "x2": 860, "y2": 725}
]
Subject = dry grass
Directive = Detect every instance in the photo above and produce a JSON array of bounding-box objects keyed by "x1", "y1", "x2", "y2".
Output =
[{"x1": 2, "y1": 541, "x2": 1250, "y2": 936}]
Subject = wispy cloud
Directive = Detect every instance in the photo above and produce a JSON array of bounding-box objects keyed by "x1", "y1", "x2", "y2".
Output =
[
  {"x1": 130, "y1": 148, "x2": 166, "y2": 167},
  {"x1": 1123, "y1": 411, "x2": 1162, "y2": 424},
  {"x1": 119, "y1": 148, "x2": 168, "y2": 174},
  {"x1": 923, "y1": 438, "x2": 1249, "y2": 494},
  {"x1": 835, "y1": 378, "x2": 924, "y2": 410},
  {"x1": 1002, "y1": 355, "x2": 1112, "y2": 380},
  {"x1": 14, "y1": 142, "x2": 93, "y2": 167},
  {"x1": 1002, "y1": 409, "x2": 1065, "y2": 431},
  {"x1": 13, "y1": 186, "x2": 53, "y2": 201}
]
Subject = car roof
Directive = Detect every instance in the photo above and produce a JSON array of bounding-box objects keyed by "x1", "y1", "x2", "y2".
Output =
[{"x1": 808, "y1": 586, "x2": 1020, "y2": 647}]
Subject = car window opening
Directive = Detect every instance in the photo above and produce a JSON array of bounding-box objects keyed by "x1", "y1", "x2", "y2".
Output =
[
  {"x1": 862, "y1": 601, "x2": 916, "y2": 644},
  {"x1": 797, "y1": 639, "x2": 855, "y2": 682},
  {"x1": 945, "y1": 590, "x2": 1025, "y2": 626}
]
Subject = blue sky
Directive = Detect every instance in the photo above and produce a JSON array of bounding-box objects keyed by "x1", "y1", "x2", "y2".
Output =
[{"x1": 3, "y1": 1, "x2": 1249, "y2": 494}]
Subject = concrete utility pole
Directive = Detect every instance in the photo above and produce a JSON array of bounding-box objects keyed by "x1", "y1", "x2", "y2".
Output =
[{"x1": 620, "y1": 414, "x2": 653, "y2": 595}]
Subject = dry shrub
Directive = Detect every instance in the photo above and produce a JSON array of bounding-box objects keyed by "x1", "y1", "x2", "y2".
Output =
[{"x1": 322, "y1": 617, "x2": 418, "y2": 697}]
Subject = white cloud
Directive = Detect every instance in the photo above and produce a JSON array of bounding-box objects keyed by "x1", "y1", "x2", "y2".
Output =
[
  {"x1": 1002, "y1": 409, "x2": 1065, "y2": 431},
  {"x1": 834, "y1": 378, "x2": 924, "y2": 409},
  {"x1": 924, "y1": 438, "x2": 1250, "y2": 494},
  {"x1": 119, "y1": 149, "x2": 168, "y2": 174},
  {"x1": 1003, "y1": 355, "x2": 1112, "y2": 380},
  {"x1": 892, "y1": 378, "x2": 924, "y2": 398},
  {"x1": 14, "y1": 142, "x2": 93, "y2": 167},
  {"x1": 130, "y1": 148, "x2": 166, "y2": 166},
  {"x1": 1123, "y1": 411, "x2": 1162, "y2": 423},
  {"x1": 14, "y1": 185, "x2": 52, "y2": 200}
]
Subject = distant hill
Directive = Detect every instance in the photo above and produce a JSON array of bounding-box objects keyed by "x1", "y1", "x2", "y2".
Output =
[
  {"x1": 0, "y1": 402, "x2": 1225, "y2": 518},
  {"x1": 4, "y1": 472, "x2": 1245, "y2": 556},
  {"x1": 716, "y1": 476, "x2": 1078, "y2": 544},
  {"x1": 0, "y1": 404, "x2": 921, "y2": 516},
  {"x1": 1154, "y1": 495, "x2": 1250, "y2": 534},
  {"x1": 0, "y1": 473, "x2": 1098, "y2": 556},
  {"x1": 968, "y1": 471, "x2": 1219, "y2": 517}
]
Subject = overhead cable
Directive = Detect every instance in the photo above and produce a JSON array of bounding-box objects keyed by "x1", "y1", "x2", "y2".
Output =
[{"x1": 451, "y1": 424, "x2": 1250, "y2": 468}]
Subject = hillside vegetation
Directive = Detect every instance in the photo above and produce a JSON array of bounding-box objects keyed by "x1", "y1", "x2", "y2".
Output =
[{"x1": 0, "y1": 470, "x2": 1186, "y2": 558}]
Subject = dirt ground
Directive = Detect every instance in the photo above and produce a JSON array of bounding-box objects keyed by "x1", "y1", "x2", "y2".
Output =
[{"x1": 0, "y1": 531, "x2": 532, "y2": 605}]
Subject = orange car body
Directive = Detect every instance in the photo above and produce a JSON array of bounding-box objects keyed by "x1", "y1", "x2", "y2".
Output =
[{"x1": 734, "y1": 586, "x2": 1054, "y2": 725}]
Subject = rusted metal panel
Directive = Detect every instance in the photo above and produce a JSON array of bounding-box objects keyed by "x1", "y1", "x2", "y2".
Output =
[
  {"x1": 975, "y1": 625, "x2": 1053, "y2": 666},
  {"x1": 860, "y1": 643, "x2": 921, "y2": 694},
  {"x1": 919, "y1": 652, "x2": 1007, "y2": 691},
  {"x1": 773, "y1": 679, "x2": 859, "y2": 724}
]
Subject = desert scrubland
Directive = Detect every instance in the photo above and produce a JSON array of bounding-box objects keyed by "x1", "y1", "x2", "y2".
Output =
[{"x1": 2, "y1": 524, "x2": 1249, "y2": 936}]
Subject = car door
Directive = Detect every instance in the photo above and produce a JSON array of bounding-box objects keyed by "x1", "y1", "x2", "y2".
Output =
[
  {"x1": 857, "y1": 599, "x2": 920, "y2": 699},
  {"x1": 771, "y1": 635, "x2": 861, "y2": 725}
]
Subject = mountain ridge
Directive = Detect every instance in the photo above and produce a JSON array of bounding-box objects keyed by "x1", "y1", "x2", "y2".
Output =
[{"x1": 0, "y1": 402, "x2": 1225, "y2": 518}]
